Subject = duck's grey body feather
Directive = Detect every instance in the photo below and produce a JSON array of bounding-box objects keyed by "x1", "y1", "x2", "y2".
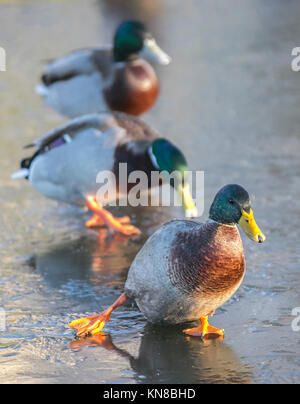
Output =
[
  {"x1": 125, "y1": 220, "x2": 245, "y2": 325},
  {"x1": 37, "y1": 48, "x2": 113, "y2": 118},
  {"x1": 16, "y1": 112, "x2": 158, "y2": 207},
  {"x1": 29, "y1": 125, "x2": 124, "y2": 206}
]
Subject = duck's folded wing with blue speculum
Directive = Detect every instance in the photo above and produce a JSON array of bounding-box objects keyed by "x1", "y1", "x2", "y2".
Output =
[{"x1": 11, "y1": 113, "x2": 118, "y2": 180}]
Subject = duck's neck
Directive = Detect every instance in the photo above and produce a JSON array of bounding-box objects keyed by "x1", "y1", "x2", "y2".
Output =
[
  {"x1": 207, "y1": 218, "x2": 236, "y2": 227},
  {"x1": 113, "y1": 140, "x2": 158, "y2": 183}
]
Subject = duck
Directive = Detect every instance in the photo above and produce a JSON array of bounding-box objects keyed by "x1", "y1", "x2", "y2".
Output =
[
  {"x1": 36, "y1": 20, "x2": 171, "y2": 118},
  {"x1": 69, "y1": 184, "x2": 266, "y2": 339},
  {"x1": 12, "y1": 111, "x2": 198, "y2": 236}
]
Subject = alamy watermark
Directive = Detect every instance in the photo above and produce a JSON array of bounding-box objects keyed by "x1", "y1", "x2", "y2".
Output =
[
  {"x1": 291, "y1": 307, "x2": 300, "y2": 332},
  {"x1": 291, "y1": 47, "x2": 300, "y2": 72},
  {"x1": 0, "y1": 47, "x2": 6, "y2": 71},
  {"x1": 94, "y1": 164, "x2": 204, "y2": 217},
  {"x1": 0, "y1": 308, "x2": 6, "y2": 332}
]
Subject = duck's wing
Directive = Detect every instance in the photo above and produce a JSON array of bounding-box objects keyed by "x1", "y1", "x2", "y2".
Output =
[
  {"x1": 24, "y1": 113, "x2": 118, "y2": 152},
  {"x1": 125, "y1": 219, "x2": 199, "y2": 299},
  {"x1": 41, "y1": 47, "x2": 113, "y2": 86},
  {"x1": 126, "y1": 219, "x2": 222, "y2": 299},
  {"x1": 11, "y1": 113, "x2": 119, "y2": 179},
  {"x1": 13, "y1": 112, "x2": 159, "y2": 177},
  {"x1": 24, "y1": 112, "x2": 158, "y2": 153},
  {"x1": 12, "y1": 112, "x2": 160, "y2": 182}
]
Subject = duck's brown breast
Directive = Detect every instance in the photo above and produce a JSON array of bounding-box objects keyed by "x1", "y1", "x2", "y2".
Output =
[
  {"x1": 103, "y1": 60, "x2": 159, "y2": 116},
  {"x1": 167, "y1": 221, "x2": 246, "y2": 298}
]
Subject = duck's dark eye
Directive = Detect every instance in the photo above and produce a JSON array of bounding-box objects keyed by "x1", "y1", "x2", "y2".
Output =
[{"x1": 228, "y1": 199, "x2": 234, "y2": 205}]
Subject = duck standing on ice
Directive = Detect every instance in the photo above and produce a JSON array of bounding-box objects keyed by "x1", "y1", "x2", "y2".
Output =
[
  {"x1": 36, "y1": 21, "x2": 171, "y2": 118},
  {"x1": 69, "y1": 184, "x2": 265, "y2": 339},
  {"x1": 12, "y1": 112, "x2": 197, "y2": 236}
]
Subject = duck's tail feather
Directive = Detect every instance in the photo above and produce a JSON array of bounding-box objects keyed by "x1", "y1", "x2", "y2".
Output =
[
  {"x1": 11, "y1": 168, "x2": 29, "y2": 180},
  {"x1": 35, "y1": 83, "x2": 48, "y2": 97},
  {"x1": 11, "y1": 158, "x2": 32, "y2": 180}
]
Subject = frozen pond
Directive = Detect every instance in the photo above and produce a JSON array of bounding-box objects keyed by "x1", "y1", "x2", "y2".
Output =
[{"x1": 0, "y1": 0, "x2": 299, "y2": 384}]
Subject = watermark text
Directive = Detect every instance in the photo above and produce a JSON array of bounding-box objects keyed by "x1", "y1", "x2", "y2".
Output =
[
  {"x1": 0, "y1": 308, "x2": 6, "y2": 332},
  {"x1": 0, "y1": 47, "x2": 6, "y2": 71},
  {"x1": 291, "y1": 307, "x2": 300, "y2": 332},
  {"x1": 94, "y1": 164, "x2": 204, "y2": 217}
]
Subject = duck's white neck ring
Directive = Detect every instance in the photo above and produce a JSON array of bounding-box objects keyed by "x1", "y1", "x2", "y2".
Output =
[
  {"x1": 207, "y1": 218, "x2": 236, "y2": 228},
  {"x1": 148, "y1": 144, "x2": 160, "y2": 170}
]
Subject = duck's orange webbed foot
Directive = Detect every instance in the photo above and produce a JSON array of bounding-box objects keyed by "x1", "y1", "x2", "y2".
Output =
[
  {"x1": 86, "y1": 214, "x2": 105, "y2": 228},
  {"x1": 86, "y1": 198, "x2": 140, "y2": 236},
  {"x1": 69, "y1": 311, "x2": 111, "y2": 337},
  {"x1": 183, "y1": 316, "x2": 224, "y2": 340},
  {"x1": 69, "y1": 293, "x2": 128, "y2": 337}
]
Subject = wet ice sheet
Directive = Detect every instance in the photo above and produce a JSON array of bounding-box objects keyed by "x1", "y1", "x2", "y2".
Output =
[{"x1": 0, "y1": 0, "x2": 299, "y2": 384}]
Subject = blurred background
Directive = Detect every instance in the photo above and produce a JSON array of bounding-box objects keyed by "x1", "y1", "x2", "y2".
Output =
[{"x1": 0, "y1": 0, "x2": 299, "y2": 384}]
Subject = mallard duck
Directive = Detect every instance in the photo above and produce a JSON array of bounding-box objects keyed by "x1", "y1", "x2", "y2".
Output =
[
  {"x1": 12, "y1": 112, "x2": 197, "y2": 236},
  {"x1": 69, "y1": 184, "x2": 266, "y2": 338},
  {"x1": 36, "y1": 20, "x2": 171, "y2": 118}
]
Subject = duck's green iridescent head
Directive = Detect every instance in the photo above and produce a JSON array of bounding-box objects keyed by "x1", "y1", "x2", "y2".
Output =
[
  {"x1": 150, "y1": 138, "x2": 198, "y2": 218},
  {"x1": 209, "y1": 184, "x2": 266, "y2": 243},
  {"x1": 113, "y1": 20, "x2": 171, "y2": 65}
]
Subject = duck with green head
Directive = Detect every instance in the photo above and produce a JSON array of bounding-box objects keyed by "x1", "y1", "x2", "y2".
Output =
[
  {"x1": 12, "y1": 111, "x2": 197, "y2": 236},
  {"x1": 69, "y1": 184, "x2": 265, "y2": 339},
  {"x1": 36, "y1": 21, "x2": 171, "y2": 118}
]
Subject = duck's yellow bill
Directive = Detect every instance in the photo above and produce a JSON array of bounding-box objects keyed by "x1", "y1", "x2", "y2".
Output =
[
  {"x1": 178, "y1": 183, "x2": 198, "y2": 218},
  {"x1": 238, "y1": 209, "x2": 266, "y2": 243}
]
